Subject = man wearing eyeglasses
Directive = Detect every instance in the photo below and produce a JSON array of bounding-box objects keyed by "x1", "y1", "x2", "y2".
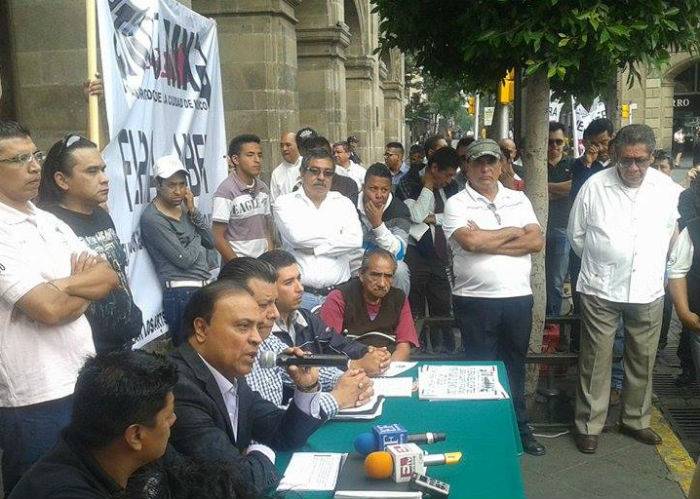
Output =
[
  {"x1": 546, "y1": 122, "x2": 575, "y2": 317},
  {"x1": 273, "y1": 148, "x2": 363, "y2": 310},
  {"x1": 384, "y1": 142, "x2": 409, "y2": 186},
  {"x1": 442, "y1": 138, "x2": 546, "y2": 456},
  {"x1": 0, "y1": 120, "x2": 120, "y2": 493},
  {"x1": 568, "y1": 124, "x2": 681, "y2": 454}
]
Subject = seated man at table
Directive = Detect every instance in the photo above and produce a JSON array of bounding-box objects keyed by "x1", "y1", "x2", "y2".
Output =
[
  {"x1": 259, "y1": 249, "x2": 391, "y2": 375},
  {"x1": 9, "y1": 350, "x2": 178, "y2": 499},
  {"x1": 168, "y1": 280, "x2": 326, "y2": 492},
  {"x1": 319, "y1": 248, "x2": 420, "y2": 361},
  {"x1": 217, "y1": 257, "x2": 373, "y2": 411}
]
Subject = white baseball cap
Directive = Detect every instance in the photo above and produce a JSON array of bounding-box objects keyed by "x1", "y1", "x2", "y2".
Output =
[{"x1": 153, "y1": 155, "x2": 188, "y2": 179}]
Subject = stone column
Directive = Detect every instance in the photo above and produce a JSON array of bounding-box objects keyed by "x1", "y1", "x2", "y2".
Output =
[
  {"x1": 383, "y1": 81, "x2": 404, "y2": 143},
  {"x1": 660, "y1": 81, "x2": 675, "y2": 151},
  {"x1": 296, "y1": 23, "x2": 350, "y2": 141},
  {"x1": 345, "y1": 55, "x2": 375, "y2": 163},
  {"x1": 192, "y1": 0, "x2": 300, "y2": 180}
]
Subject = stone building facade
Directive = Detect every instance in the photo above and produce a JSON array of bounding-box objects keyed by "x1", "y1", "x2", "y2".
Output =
[
  {"x1": 0, "y1": 0, "x2": 405, "y2": 178},
  {"x1": 619, "y1": 51, "x2": 700, "y2": 164}
]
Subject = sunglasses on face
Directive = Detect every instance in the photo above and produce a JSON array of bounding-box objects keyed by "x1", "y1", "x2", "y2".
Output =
[{"x1": 306, "y1": 167, "x2": 335, "y2": 178}]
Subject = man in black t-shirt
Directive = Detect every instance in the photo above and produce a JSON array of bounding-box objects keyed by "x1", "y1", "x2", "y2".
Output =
[
  {"x1": 546, "y1": 122, "x2": 575, "y2": 316},
  {"x1": 38, "y1": 135, "x2": 142, "y2": 353}
]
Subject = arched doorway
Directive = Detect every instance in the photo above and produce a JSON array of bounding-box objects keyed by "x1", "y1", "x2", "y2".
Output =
[{"x1": 671, "y1": 60, "x2": 700, "y2": 167}]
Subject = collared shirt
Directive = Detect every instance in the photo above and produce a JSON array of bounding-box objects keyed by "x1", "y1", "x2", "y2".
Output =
[
  {"x1": 391, "y1": 163, "x2": 410, "y2": 186},
  {"x1": 443, "y1": 182, "x2": 540, "y2": 298},
  {"x1": 335, "y1": 161, "x2": 366, "y2": 189},
  {"x1": 274, "y1": 189, "x2": 363, "y2": 288},
  {"x1": 212, "y1": 173, "x2": 271, "y2": 258},
  {"x1": 668, "y1": 227, "x2": 694, "y2": 279},
  {"x1": 245, "y1": 333, "x2": 340, "y2": 418},
  {"x1": 270, "y1": 155, "x2": 302, "y2": 201},
  {"x1": 272, "y1": 309, "x2": 308, "y2": 345},
  {"x1": 0, "y1": 201, "x2": 95, "y2": 407},
  {"x1": 568, "y1": 167, "x2": 680, "y2": 304}
]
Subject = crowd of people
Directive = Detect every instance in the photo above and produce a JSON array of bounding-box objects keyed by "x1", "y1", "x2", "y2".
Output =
[{"x1": 0, "y1": 114, "x2": 699, "y2": 498}]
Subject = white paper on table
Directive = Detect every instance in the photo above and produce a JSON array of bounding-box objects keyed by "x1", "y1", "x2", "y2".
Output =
[
  {"x1": 373, "y1": 377, "x2": 413, "y2": 397},
  {"x1": 277, "y1": 452, "x2": 344, "y2": 491},
  {"x1": 382, "y1": 361, "x2": 417, "y2": 377},
  {"x1": 418, "y1": 364, "x2": 509, "y2": 400}
]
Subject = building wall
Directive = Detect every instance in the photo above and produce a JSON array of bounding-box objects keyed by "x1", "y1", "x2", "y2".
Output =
[{"x1": 3, "y1": 0, "x2": 405, "y2": 180}]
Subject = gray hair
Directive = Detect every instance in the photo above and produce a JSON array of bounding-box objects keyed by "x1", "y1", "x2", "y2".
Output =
[
  {"x1": 300, "y1": 148, "x2": 334, "y2": 172},
  {"x1": 611, "y1": 124, "x2": 656, "y2": 158},
  {"x1": 359, "y1": 247, "x2": 397, "y2": 273}
]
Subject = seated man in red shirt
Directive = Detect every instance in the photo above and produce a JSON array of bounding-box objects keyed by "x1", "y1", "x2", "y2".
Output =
[{"x1": 319, "y1": 248, "x2": 419, "y2": 360}]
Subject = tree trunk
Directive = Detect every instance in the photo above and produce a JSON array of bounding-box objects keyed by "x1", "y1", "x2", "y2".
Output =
[{"x1": 521, "y1": 68, "x2": 549, "y2": 396}]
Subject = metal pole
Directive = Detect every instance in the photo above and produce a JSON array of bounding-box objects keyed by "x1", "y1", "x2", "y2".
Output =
[{"x1": 474, "y1": 94, "x2": 480, "y2": 137}]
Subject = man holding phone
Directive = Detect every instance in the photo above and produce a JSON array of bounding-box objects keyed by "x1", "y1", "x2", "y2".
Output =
[{"x1": 140, "y1": 155, "x2": 216, "y2": 345}]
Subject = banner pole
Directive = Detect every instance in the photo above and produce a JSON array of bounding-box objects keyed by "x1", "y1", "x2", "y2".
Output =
[{"x1": 86, "y1": 0, "x2": 100, "y2": 148}]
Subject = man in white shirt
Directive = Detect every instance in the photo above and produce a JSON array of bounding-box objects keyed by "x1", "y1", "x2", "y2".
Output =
[
  {"x1": 270, "y1": 132, "x2": 302, "y2": 201},
  {"x1": 274, "y1": 149, "x2": 363, "y2": 310},
  {"x1": 0, "y1": 120, "x2": 119, "y2": 493},
  {"x1": 333, "y1": 141, "x2": 366, "y2": 189},
  {"x1": 442, "y1": 138, "x2": 545, "y2": 456},
  {"x1": 568, "y1": 124, "x2": 680, "y2": 454}
]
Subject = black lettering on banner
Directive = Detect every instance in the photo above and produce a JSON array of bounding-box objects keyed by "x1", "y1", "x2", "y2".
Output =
[
  {"x1": 174, "y1": 133, "x2": 208, "y2": 197},
  {"x1": 0, "y1": 262, "x2": 5, "y2": 272},
  {"x1": 117, "y1": 128, "x2": 155, "y2": 212}
]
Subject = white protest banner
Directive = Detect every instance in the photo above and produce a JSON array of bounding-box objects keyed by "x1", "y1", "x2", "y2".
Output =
[
  {"x1": 97, "y1": 0, "x2": 227, "y2": 347},
  {"x1": 549, "y1": 91, "x2": 563, "y2": 122},
  {"x1": 572, "y1": 97, "x2": 607, "y2": 157}
]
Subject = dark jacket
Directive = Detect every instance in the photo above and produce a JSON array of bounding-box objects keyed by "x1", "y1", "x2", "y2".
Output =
[
  {"x1": 274, "y1": 308, "x2": 368, "y2": 360},
  {"x1": 9, "y1": 430, "x2": 121, "y2": 499},
  {"x1": 168, "y1": 343, "x2": 323, "y2": 492}
]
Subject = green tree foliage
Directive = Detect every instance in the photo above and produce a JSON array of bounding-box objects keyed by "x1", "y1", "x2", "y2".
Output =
[{"x1": 372, "y1": 0, "x2": 700, "y2": 96}]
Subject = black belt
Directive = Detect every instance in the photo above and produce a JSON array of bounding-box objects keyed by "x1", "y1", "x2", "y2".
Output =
[{"x1": 304, "y1": 285, "x2": 335, "y2": 296}]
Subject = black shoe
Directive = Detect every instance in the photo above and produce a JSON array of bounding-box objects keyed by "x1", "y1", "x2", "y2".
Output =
[
  {"x1": 521, "y1": 434, "x2": 546, "y2": 456},
  {"x1": 675, "y1": 371, "x2": 696, "y2": 387}
]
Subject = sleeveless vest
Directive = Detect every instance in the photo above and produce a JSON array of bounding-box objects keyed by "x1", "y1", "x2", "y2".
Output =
[{"x1": 337, "y1": 278, "x2": 404, "y2": 349}]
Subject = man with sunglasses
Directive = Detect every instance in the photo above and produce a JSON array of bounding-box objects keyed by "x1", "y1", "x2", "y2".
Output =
[
  {"x1": 443, "y1": 138, "x2": 546, "y2": 456},
  {"x1": 273, "y1": 148, "x2": 363, "y2": 310},
  {"x1": 546, "y1": 122, "x2": 575, "y2": 317},
  {"x1": 0, "y1": 120, "x2": 120, "y2": 493},
  {"x1": 140, "y1": 155, "x2": 216, "y2": 346},
  {"x1": 568, "y1": 124, "x2": 681, "y2": 454}
]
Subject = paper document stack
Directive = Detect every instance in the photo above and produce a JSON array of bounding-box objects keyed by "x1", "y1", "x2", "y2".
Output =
[
  {"x1": 418, "y1": 364, "x2": 509, "y2": 400},
  {"x1": 333, "y1": 394, "x2": 385, "y2": 420},
  {"x1": 277, "y1": 452, "x2": 344, "y2": 491}
]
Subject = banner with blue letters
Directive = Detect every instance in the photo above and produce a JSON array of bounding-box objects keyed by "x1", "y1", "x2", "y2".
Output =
[{"x1": 97, "y1": 0, "x2": 227, "y2": 347}]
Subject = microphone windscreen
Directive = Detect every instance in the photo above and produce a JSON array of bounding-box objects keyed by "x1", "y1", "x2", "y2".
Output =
[
  {"x1": 259, "y1": 351, "x2": 276, "y2": 369},
  {"x1": 364, "y1": 451, "x2": 393, "y2": 479},
  {"x1": 354, "y1": 432, "x2": 377, "y2": 456}
]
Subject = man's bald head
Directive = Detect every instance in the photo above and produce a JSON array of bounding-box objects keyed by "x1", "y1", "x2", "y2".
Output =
[
  {"x1": 280, "y1": 132, "x2": 300, "y2": 164},
  {"x1": 498, "y1": 138, "x2": 516, "y2": 164}
]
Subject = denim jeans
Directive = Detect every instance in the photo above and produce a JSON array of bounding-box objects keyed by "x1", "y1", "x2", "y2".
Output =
[
  {"x1": 453, "y1": 294, "x2": 534, "y2": 436},
  {"x1": 0, "y1": 395, "x2": 73, "y2": 494},
  {"x1": 545, "y1": 227, "x2": 570, "y2": 316},
  {"x1": 611, "y1": 319, "x2": 625, "y2": 390},
  {"x1": 301, "y1": 292, "x2": 327, "y2": 312},
  {"x1": 163, "y1": 287, "x2": 199, "y2": 346}
]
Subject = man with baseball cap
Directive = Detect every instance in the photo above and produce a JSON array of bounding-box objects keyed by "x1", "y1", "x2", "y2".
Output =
[
  {"x1": 140, "y1": 155, "x2": 215, "y2": 346},
  {"x1": 443, "y1": 138, "x2": 546, "y2": 456}
]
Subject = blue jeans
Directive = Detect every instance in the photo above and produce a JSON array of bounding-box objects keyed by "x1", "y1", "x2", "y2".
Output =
[
  {"x1": 163, "y1": 287, "x2": 199, "y2": 346},
  {"x1": 0, "y1": 395, "x2": 73, "y2": 494},
  {"x1": 453, "y1": 294, "x2": 534, "y2": 436},
  {"x1": 545, "y1": 227, "x2": 570, "y2": 316},
  {"x1": 611, "y1": 320, "x2": 625, "y2": 390},
  {"x1": 301, "y1": 292, "x2": 327, "y2": 312}
]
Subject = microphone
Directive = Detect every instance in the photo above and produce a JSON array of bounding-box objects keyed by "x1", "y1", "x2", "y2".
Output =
[
  {"x1": 259, "y1": 350, "x2": 349, "y2": 369},
  {"x1": 354, "y1": 426, "x2": 447, "y2": 456},
  {"x1": 364, "y1": 444, "x2": 462, "y2": 482}
]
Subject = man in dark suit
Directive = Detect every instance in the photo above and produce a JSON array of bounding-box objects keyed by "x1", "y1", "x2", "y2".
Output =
[{"x1": 168, "y1": 280, "x2": 327, "y2": 492}]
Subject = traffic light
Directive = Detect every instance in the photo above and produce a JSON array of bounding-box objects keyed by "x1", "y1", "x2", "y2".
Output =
[
  {"x1": 499, "y1": 69, "x2": 515, "y2": 105},
  {"x1": 467, "y1": 96, "x2": 475, "y2": 115},
  {"x1": 621, "y1": 104, "x2": 630, "y2": 119}
]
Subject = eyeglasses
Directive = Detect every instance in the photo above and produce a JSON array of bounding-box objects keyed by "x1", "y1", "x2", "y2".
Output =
[
  {"x1": 383, "y1": 152, "x2": 399, "y2": 158},
  {"x1": 617, "y1": 157, "x2": 652, "y2": 169},
  {"x1": 487, "y1": 203, "x2": 502, "y2": 225},
  {"x1": 0, "y1": 150, "x2": 46, "y2": 167},
  {"x1": 306, "y1": 167, "x2": 335, "y2": 178},
  {"x1": 366, "y1": 271, "x2": 394, "y2": 281},
  {"x1": 548, "y1": 139, "x2": 564, "y2": 146}
]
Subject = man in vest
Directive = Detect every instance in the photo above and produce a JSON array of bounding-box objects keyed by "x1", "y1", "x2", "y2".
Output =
[{"x1": 319, "y1": 248, "x2": 419, "y2": 361}]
